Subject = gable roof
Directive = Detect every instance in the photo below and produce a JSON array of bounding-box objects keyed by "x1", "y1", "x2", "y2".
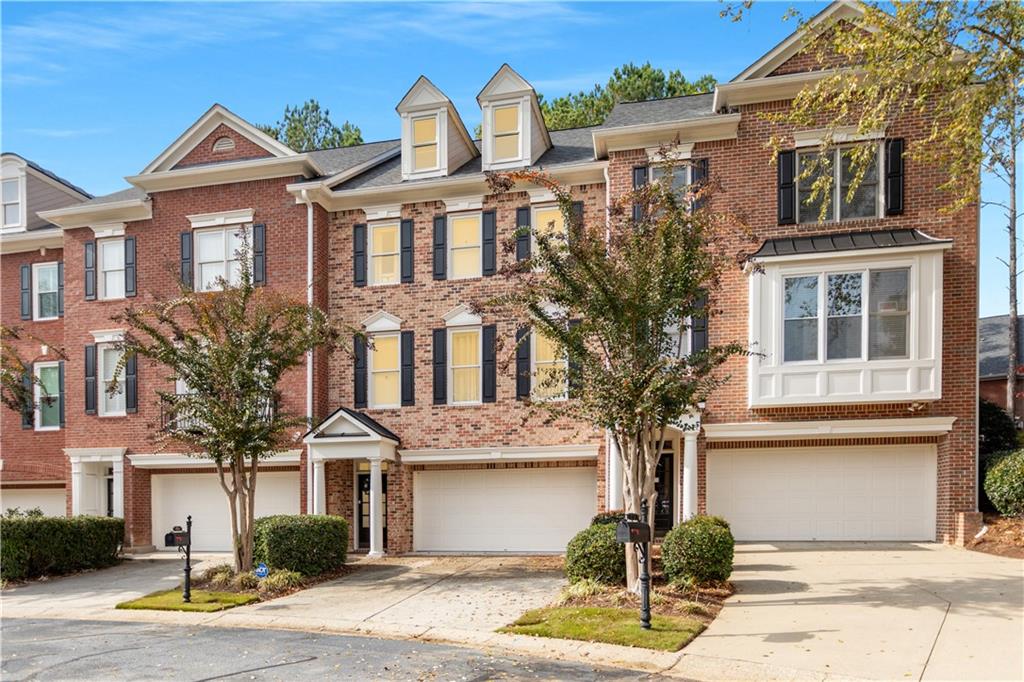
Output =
[
  {"x1": 1, "y1": 152, "x2": 92, "y2": 199},
  {"x1": 305, "y1": 406, "x2": 400, "y2": 443},
  {"x1": 980, "y1": 315, "x2": 1024, "y2": 380},
  {"x1": 477, "y1": 63, "x2": 553, "y2": 155}
]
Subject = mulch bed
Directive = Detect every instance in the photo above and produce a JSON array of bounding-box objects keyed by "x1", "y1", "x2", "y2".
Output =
[{"x1": 968, "y1": 514, "x2": 1024, "y2": 559}]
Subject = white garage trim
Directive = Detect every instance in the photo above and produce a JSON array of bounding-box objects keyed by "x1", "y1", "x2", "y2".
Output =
[
  {"x1": 128, "y1": 449, "x2": 301, "y2": 468},
  {"x1": 707, "y1": 445, "x2": 937, "y2": 541},
  {"x1": 400, "y1": 444, "x2": 598, "y2": 464},
  {"x1": 702, "y1": 417, "x2": 956, "y2": 441},
  {"x1": 1, "y1": 488, "x2": 66, "y2": 516}
]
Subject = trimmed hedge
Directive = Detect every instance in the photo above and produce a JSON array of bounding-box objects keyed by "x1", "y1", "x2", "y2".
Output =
[
  {"x1": 565, "y1": 523, "x2": 626, "y2": 584},
  {"x1": 0, "y1": 515, "x2": 124, "y2": 581},
  {"x1": 591, "y1": 511, "x2": 626, "y2": 526},
  {"x1": 985, "y1": 450, "x2": 1024, "y2": 516},
  {"x1": 253, "y1": 515, "x2": 348, "y2": 576},
  {"x1": 662, "y1": 515, "x2": 734, "y2": 584}
]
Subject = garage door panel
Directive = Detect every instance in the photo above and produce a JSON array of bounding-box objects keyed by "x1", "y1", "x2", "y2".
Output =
[{"x1": 2, "y1": 488, "x2": 66, "y2": 517}]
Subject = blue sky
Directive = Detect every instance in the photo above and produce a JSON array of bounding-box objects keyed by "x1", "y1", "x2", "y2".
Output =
[{"x1": 2, "y1": 1, "x2": 1017, "y2": 317}]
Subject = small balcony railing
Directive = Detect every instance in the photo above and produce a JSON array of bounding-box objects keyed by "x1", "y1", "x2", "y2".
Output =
[{"x1": 160, "y1": 393, "x2": 277, "y2": 434}]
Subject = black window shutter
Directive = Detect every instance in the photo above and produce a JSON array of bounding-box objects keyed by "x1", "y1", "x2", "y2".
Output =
[
  {"x1": 516, "y1": 207, "x2": 532, "y2": 261},
  {"x1": 84, "y1": 241, "x2": 97, "y2": 300},
  {"x1": 20, "y1": 264, "x2": 31, "y2": 319},
  {"x1": 571, "y1": 201, "x2": 584, "y2": 232},
  {"x1": 482, "y1": 324, "x2": 497, "y2": 403},
  {"x1": 179, "y1": 232, "x2": 193, "y2": 290},
  {"x1": 400, "y1": 330, "x2": 415, "y2": 406},
  {"x1": 21, "y1": 370, "x2": 33, "y2": 428},
  {"x1": 84, "y1": 345, "x2": 97, "y2": 415},
  {"x1": 125, "y1": 352, "x2": 138, "y2": 414},
  {"x1": 353, "y1": 334, "x2": 367, "y2": 408},
  {"x1": 57, "y1": 261, "x2": 65, "y2": 316},
  {"x1": 124, "y1": 237, "x2": 137, "y2": 297},
  {"x1": 632, "y1": 165, "x2": 649, "y2": 223},
  {"x1": 252, "y1": 224, "x2": 267, "y2": 286},
  {"x1": 400, "y1": 219, "x2": 414, "y2": 283},
  {"x1": 432, "y1": 328, "x2": 447, "y2": 404},
  {"x1": 691, "y1": 294, "x2": 708, "y2": 353},
  {"x1": 692, "y1": 159, "x2": 709, "y2": 212},
  {"x1": 777, "y1": 150, "x2": 797, "y2": 225},
  {"x1": 515, "y1": 327, "x2": 531, "y2": 400},
  {"x1": 482, "y1": 210, "x2": 497, "y2": 276},
  {"x1": 58, "y1": 360, "x2": 65, "y2": 427},
  {"x1": 568, "y1": 319, "x2": 582, "y2": 398},
  {"x1": 885, "y1": 138, "x2": 905, "y2": 216},
  {"x1": 432, "y1": 216, "x2": 447, "y2": 280},
  {"x1": 353, "y1": 223, "x2": 367, "y2": 287}
]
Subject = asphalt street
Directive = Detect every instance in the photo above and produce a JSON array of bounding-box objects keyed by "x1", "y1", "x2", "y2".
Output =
[{"x1": 1, "y1": 618, "x2": 663, "y2": 681}]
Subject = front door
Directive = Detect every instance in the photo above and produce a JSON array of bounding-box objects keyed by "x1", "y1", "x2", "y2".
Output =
[
  {"x1": 654, "y1": 452, "x2": 675, "y2": 534},
  {"x1": 357, "y1": 473, "x2": 387, "y2": 548}
]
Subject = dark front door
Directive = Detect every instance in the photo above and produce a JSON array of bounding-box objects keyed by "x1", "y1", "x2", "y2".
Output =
[
  {"x1": 357, "y1": 473, "x2": 387, "y2": 548},
  {"x1": 654, "y1": 452, "x2": 674, "y2": 533}
]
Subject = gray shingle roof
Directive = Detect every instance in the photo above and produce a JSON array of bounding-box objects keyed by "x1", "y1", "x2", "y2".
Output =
[
  {"x1": 751, "y1": 228, "x2": 952, "y2": 259},
  {"x1": 333, "y1": 126, "x2": 598, "y2": 192},
  {"x1": 2, "y1": 152, "x2": 92, "y2": 198},
  {"x1": 602, "y1": 93, "x2": 715, "y2": 129},
  {"x1": 307, "y1": 406, "x2": 400, "y2": 443},
  {"x1": 78, "y1": 186, "x2": 148, "y2": 207},
  {"x1": 980, "y1": 315, "x2": 1024, "y2": 379},
  {"x1": 307, "y1": 139, "x2": 401, "y2": 177}
]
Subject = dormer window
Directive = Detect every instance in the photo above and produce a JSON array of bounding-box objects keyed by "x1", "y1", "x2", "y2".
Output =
[
  {"x1": 397, "y1": 76, "x2": 477, "y2": 181},
  {"x1": 2, "y1": 178, "x2": 22, "y2": 228},
  {"x1": 412, "y1": 115, "x2": 439, "y2": 172},
  {"x1": 492, "y1": 104, "x2": 521, "y2": 161}
]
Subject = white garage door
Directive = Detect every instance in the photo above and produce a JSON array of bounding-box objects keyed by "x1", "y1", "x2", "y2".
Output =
[
  {"x1": 152, "y1": 471, "x2": 300, "y2": 551},
  {"x1": 414, "y1": 467, "x2": 597, "y2": 552},
  {"x1": 707, "y1": 445, "x2": 936, "y2": 541},
  {"x1": 1, "y1": 488, "x2": 66, "y2": 517}
]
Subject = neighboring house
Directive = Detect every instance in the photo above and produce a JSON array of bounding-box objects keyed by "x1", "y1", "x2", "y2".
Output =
[
  {"x1": 0, "y1": 152, "x2": 92, "y2": 516},
  {"x1": 979, "y1": 314, "x2": 1024, "y2": 423},
  {"x1": 14, "y1": 0, "x2": 980, "y2": 553}
]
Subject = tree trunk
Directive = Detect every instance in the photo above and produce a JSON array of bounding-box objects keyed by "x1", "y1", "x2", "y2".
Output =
[
  {"x1": 615, "y1": 427, "x2": 661, "y2": 590},
  {"x1": 1008, "y1": 113, "x2": 1019, "y2": 422},
  {"x1": 215, "y1": 459, "x2": 243, "y2": 573}
]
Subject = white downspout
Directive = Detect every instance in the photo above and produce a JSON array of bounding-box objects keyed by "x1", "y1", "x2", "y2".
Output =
[
  {"x1": 602, "y1": 164, "x2": 623, "y2": 510},
  {"x1": 302, "y1": 189, "x2": 315, "y2": 515}
]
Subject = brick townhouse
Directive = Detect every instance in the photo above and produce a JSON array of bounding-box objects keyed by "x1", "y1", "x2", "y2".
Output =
[{"x1": 2, "y1": 0, "x2": 980, "y2": 553}]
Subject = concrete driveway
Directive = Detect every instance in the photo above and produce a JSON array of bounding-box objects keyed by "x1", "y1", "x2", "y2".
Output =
[{"x1": 677, "y1": 543, "x2": 1024, "y2": 681}]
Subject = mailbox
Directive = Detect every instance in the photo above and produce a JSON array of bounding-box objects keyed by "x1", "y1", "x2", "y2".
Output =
[
  {"x1": 616, "y1": 516, "x2": 651, "y2": 544},
  {"x1": 164, "y1": 525, "x2": 190, "y2": 548}
]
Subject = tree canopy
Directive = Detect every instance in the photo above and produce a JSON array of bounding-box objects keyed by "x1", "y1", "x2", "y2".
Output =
[{"x1": 259, "y1": 99, "x2": 363, "y2": 151}]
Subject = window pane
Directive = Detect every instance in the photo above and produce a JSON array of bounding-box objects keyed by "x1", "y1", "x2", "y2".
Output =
[
  {"x1": 414, "y1": 144, "x2": 437, "y2": 170},
  {"x1": 452, "y1": 367, "x2": 480, "y2": 402},
  {"x1": 450, "y1": 247, "x2": 480, "y2": 278},
  {"x1": 372, "y1": 371, "x2": 399, "y2": 406},
  {"x1": 784, "y1": 319, "x2": 818, "y2": 362},
  {"x1": 534, "y1": 365, "x2": 566, "y2": 400},
  {"x1": 413, "y1": 117, "x2": 437, "y2": 145},
  {"x1": 197, "y1": 231, "x2": 223, "y2": 262},
  {"x1": 535, "y1": 333, "x2": 559, "y2": 362},
  {"x1": 104, "y1": 384, "x2": 126, "y2": 414},
  {"x1": 827, "y1": 273, "x2": 861, "y2": 316},
  {"x1": 451, "y1": 330, "x2": 479, "y2": 366},
  {"x1": 826, "y1": 273, "x2": 862, "y2": 360},
  {"x1": 869, "y1": 315, "x2": 908, "y2": 359},
  {"x1": 200, "y1": 262, "x2": 224, "y2": 290},
  {"x1": 534, "y1": 207, "x2": 564, "y2": 236},
  {"x1": 840, "y1": 150, "x2": 878, "y2": 219},
  {"x1": 2, "y1": 179, "x2": 17, "y2": 202},
  {"x1": 870, "y1": 269, "x2": 908, "y2": 314},
  {"x1": 37, "y1": 365, "x2": 60, "y2": 426},
  {"x1": 4, "y1": 203, "x2": 20, "y2": 226},
  {"x1": 372, "y1": 254, "x2": 399, "y2": 284},
  {"x1": 798, "y1": 153, "x2": 833, "y2": 222},
  {"x1": 102, "y1": 348, "x2": 123, "y2": 382},
  {"x1": 372, "y1": 335, "x2": 399, "y2": 371},
  {"x1": 451, "y1": 216, "x2": 479, "y2": 246},
  {"x1": 104, "y1": 272, "x2": 125, "y2": 299},
  {"x1": 494, "y1": 106, "x2": 518, "y2": 134},
  {"x1": 651, "y1": 165, "x2": 688, "y2": 198},
  {"x1": 494, "y1": 133, "x2": 519, "y2": 160},
  {"x1": 784, "y1": 276, "x2": 818, "y2": 319},
  {"x1": 827, "y1": 317, "x2": 862, "y2": 359},
  {"x1": 227, "y1": 228, "x2": 245, "y2": 260},
  {"x1": 101, "y1": 240, "x2": 124, "y2": 270},
  {"x1": 36, "y1": 264, "x2": 58, "y2": 292},
  {"x1": 38, "y1": 292, "x2": 58, "y2": 319},
  {"x1": 372, "y1": 224, "x2": 398, "y2": 254},
  {"x1": 869, "y1": 268, "x2": 909, "y2": 359}
]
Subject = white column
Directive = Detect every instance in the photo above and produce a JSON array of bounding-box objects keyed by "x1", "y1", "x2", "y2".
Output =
[
  {"x1": 682, "y1": 431, "x2": 698, "y2": 521},
  {"x1": 368, "y1": 458, "x2": 385, "y2": 558},
  {"x1": 607, "y1": 430, "x2": 624, "y2": 510},
  {"x1": 313, "y1": 460, "x2": 327, "y2": 515},
  {"x1": 111, "y1": 459, "x2": 124, "y2": 519},
  {"x1": 70, "y1": 460, "x2": 83, "y2": 516}
]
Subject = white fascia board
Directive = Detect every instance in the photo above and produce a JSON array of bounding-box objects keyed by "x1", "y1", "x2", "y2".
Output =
[
  {"x1": 749, "y1": 241, "x2": 953, "y2": 266},
  {"x1": 713, "y1": 70, "x2": 837, "y2": 111},
  {"x1": 38, "y1": 199, "x2": 152, "y2": 230},
  {"x1": 703, "y1": 416, "x2": 957, "y2": 441},
  {"x1": 127, "y1": 155, "x2": 321, "y2": 193},
  {"x1": 398, "y1": 443, "x2": 599, "y2": 464},
  {"x1": 128, "y1": 449, "x2": 302, "y2": 469},
  {"x1": 0, "y1": 227, "x2": 63, "y2": 254},
  {"x1": 592, "y1": 114, "x2": 740, "y2": 158},
  {"x1": 65, "y1": 447, "x2": 128, "y2": 462}
]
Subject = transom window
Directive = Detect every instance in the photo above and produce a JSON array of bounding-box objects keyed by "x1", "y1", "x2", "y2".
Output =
[
  {"x1": 448, "y1": 214, "x2": 481, "y2": 280},
  {"x1": 449, "y1": 328, "x2": 481, "y2": 404},
  {"x1": 369, "y1": 334, "x2": 400, "y2": 408},
  {"x1": 99, "y1": 238, "x2": 125, "y2": 300},
  {"x1": 532, "y1": 331, "x2": 567, "y2": 401},
  {"x1": 2, "y1": 178, "x2": 21, "y2": 228},
  {"x1": 412, "y1": 115, "x2": 439, "y2": 172},
  {"x1": 492, "y1": 104, "x2": 520, "y2": 161},
  {"x1": 34, "y1": 362, "x2": 60, "y2": 431},
  {"x1": 797, "y1": 145, "x2": 880, "y2": 223},
  {"x1": 370, "y1": 223, "x2": 400, "y2": 285},
  {"x1": 32, "y1": 262, "x2": 59, "y2": 321},
  {"x1": 783, "y1": 266, "x2": 909, "y2": 363},
  {"x1": 195, "y1": 225, "x2": 250, "y2": 292},
  {"x1": 100, "y1": 345, "x2": 126, "y2": 416}
]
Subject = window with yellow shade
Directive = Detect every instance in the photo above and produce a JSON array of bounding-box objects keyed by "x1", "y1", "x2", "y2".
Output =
[
  {"x1": 449, "y1": 328, "x2": 481, "y2": 404},
  {"x1": 370, "y1": 334, "x2": 400, "y2": 408},
  {"x1": 533, "y1": 205, "x2": 565, "y2": 239},
  {"x1": 370, "y1": 223, "x2": 399, "y2": 285},
  {"x1": 533, "y1": 331, "x2": 568, "y2": 400},
  {"x1": 412, "y1": 115, "x2": 438, "y2": 171},
  {"x1": 492, "y1": 104, "x2": 520, "y2": 161},
  {"x1": 448, "y1": 214, "x2": 481, "y2": 279}
]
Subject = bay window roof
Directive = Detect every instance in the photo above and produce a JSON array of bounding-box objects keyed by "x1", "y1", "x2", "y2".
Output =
[{"x1": 751, "y1": 228, "x2": 952, "y2": 260}]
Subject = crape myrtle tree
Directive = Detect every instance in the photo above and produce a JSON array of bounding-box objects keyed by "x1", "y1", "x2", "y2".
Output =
[
  {"x1": 0, "y1": 325, "x2": 65, "y2": 421},
  {"x1": 112, "y1": 240, "x2": 339, "y2": 572},
  {"x1": 483, "y1": 165, "x2": 746, "y2": 586}
]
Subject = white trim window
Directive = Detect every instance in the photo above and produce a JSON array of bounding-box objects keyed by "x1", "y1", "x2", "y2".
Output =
[
  {"x1": 369, "y1": 222, "x2": 400, "y2": 286},
  {"x1": 449, "y1": 327, "x2": 482, "y2": 405},
  {"x1": 34, "y1": 361, "x2": 61, "y2": 431},
  {"x1": 2, "y1": 177, "x2": 22, "y2": 229},
  {"x1": 448, "y1": 213, "x2": 481, "y2": 280},
  {"x1": 532, "y1": 331, "x2": 568, "y2": 401},
  {"x1": 532, "y1": 204, "x2": 565, "y2": 242},
  {"x1": 32, "y1": 262, "x2": 59, "y2": 321},
  {"x1": 412, "y1": 114, "x2": 439, "y2": 172},
  {"x1": 492, "y1": 104, "x2": 521, "y2": 162},
  {"x1": 797, "y1": 144, "x2": 881, "y2": 223},
  {"x1": 369, "y1": 333, "x2": 400, "y2": 408},
  {"x1": 650, "y1": 163, "x2": 691, "y2": 201},
  {"x1": 99, "y1": 238, "x2": 126, "y2": 300},
  {"x1": 99, "y1": 345, "x2": 126, "y2": 417},
  {"x1": 195, "y1": 225, "x2": 250, "y2": 292}
]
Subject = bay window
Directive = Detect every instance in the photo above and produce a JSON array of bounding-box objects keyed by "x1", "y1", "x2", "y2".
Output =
[{"x1": 868, "y1": 269, "x2": 909, "y2": 359}]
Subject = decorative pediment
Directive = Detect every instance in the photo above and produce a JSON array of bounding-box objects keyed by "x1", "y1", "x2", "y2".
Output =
[
  {"x1": 361, "y1": 311, "x2": 403, "y2": 333},
  {"x1": 477, "y1": 64, "x2": 534, "y2": 101},
  {"x1": 443, "y1": 304, "x2": 482, "y2": 327},
  {"x1": 397, "y1": 76, "x2": 450, "y2": 113}
]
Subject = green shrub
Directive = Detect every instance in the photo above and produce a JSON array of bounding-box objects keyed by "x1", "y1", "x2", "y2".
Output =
[
  {"x1": 565, "y1": 523, "x2": 626, "y2": 585},
  {"x1": 0, "y1": 515, "x2": 123, "y2": 581},
  {"x1": 980, "y1": 399, "x2": 1018, "y2": 455},
  {"x1": 985, "y1": 450, "x2": 1024, "y2": 516},
  {"x1": 197, "y1": 563, "x2": 234, "y2": 589},
  {"x1": 233, "y1": 572, "x2": 259, "y2": 590},
  {"x1": 258, "y1": 569, "x2": 304, "y2": 596},
  {"x1": 253, "y1": 515, "x2": 348, "y2": 576},
  {"x1": 662, "y1": 515, "x2": 734, "y2": 584},
  {"x1": 591, "y1": 511, "x2": 626, "y2": 526}
]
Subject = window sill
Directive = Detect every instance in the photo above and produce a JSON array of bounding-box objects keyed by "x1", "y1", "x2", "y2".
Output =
[
  {"x1": 98, "y1": 296, "x2": 126, "y2": 302},
  {"x1": 368, "y1": 281, "x2": 402, "y2": 288},
  {"x1": 447, "y1": 401, "x2": 483, "y2": 407},
  {"x1": 33, "y1": 316, "x2": 60, "y2": 323},
  {"x1": 446, "y1": 274, "x2": 483, "y2": 282},
  {"x1": 98, "y1": 413, "x2": 128, "y2": 419},
  {"x1": 34, "y1": 426, "x2": 61, "y2": 432}
]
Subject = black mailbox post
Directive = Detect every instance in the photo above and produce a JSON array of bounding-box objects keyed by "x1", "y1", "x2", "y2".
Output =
[
  {"x1": 616, "y1": 512, "x2": 652, "y2": 630},
  {"x1": 174, "y1": 515, "x2": 193, "y2": 603}
]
